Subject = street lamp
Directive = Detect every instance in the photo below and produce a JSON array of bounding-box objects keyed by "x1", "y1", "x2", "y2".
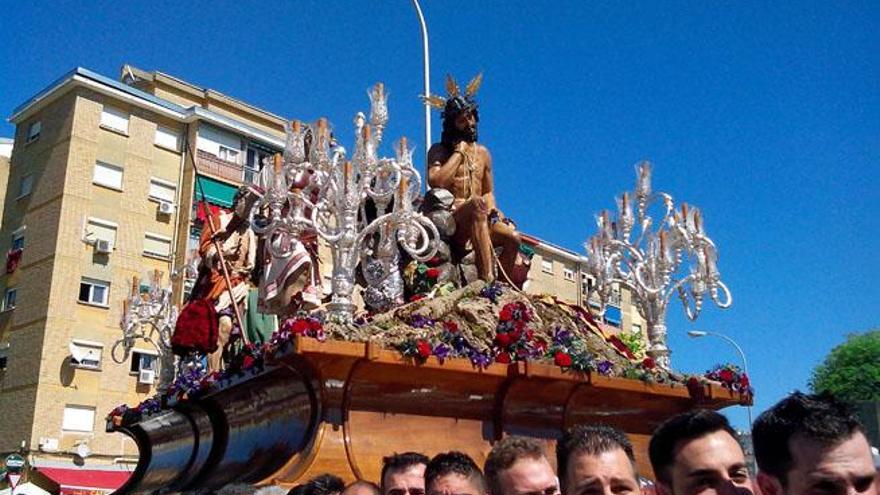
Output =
[
  {"x1": 687, "y1": 329, "x2": 753, "y2": 428},
  {"x1": 411, "y1": 0, "x2": 432, "y2": 166}
]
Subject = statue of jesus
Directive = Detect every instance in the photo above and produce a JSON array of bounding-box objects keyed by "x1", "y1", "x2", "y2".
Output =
[{"x1": 426, "y1": 75, "x2": 521, "y2": 283}]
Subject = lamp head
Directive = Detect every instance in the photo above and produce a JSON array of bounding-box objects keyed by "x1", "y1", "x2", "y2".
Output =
[{"x1": 687, "y1": 330, "x2": 708, "y2": 338}]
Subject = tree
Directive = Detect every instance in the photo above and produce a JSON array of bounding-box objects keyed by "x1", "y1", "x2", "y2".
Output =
[{"x1": 809, "y1": 330, "x2": 880, "y2": 402}]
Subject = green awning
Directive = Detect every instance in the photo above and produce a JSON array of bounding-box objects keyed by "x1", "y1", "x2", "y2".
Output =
[{"x1": 195, "y1": 175, "x2": 237, "y2": 208}]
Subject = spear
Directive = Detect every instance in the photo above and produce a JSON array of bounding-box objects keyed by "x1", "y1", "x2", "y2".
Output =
[{"x1": 186, "y1": 143, "x2": 249, "y2": 346}]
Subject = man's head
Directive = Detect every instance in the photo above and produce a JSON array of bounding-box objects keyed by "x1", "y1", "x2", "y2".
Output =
[
  {"x1": 382, "y1": 452, "x2": 430, "y2": 495},
  {"x1": 292, "y1": 474, "x2": 345, "y2": 495},
  {"x1": 648, "y1": 410, "x2": 751, "y2": 495},
  {"x1": 441, "y1": 96, "x2": 479, "y2": 145},
  {"x1": 343, "y1": 481, "x2": 381, "y2": 495},
  {"x1": 752, "y1": 391, "x2": 876, "y2": 495},
  {"x1": 425, "y1": 451, "x2": 487, "y2": 495},
  {"x1": 556, "y1": 425, "x2": 639, "y2": 495},
  {"x1": 484, "y1": 436, "x2": 558, "y2": 495}
]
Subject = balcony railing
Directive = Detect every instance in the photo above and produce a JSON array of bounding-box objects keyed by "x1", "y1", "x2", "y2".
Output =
[{"x1": 196, "y1": 149, "x2": 245, "y2": 184}]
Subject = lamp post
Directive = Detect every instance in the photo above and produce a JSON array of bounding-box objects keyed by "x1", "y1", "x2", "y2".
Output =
[
  {"x1": 411, "y1": 0, "x2": 432, "y2": 167},
  {"x1": 687, "y1": 329, "x2": 753, "y2": 428}
]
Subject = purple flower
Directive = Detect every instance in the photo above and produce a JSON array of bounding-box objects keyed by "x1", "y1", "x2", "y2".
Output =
[
  {"x1": 433, "y1": 343, "x2": 451, "y2": 361},
  {"x1": 553, "y1": 328, "x2": 573, "y2": 345},
  {"x1": 480, "y1": 283, "x2": 503, "y2": 302},
  {"x1": 597, "y1": 360, "x2": 613, "y2": 375},
  {"x1": 409, "y1": 314, "x2": 436, "y2": 328},
  {"x1": 469, "y1": 351, "x2": 493, "y2": 368}
]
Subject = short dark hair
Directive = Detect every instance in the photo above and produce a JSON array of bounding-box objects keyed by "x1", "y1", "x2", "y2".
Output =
[
  {"x1": 648, "y1": 410, "x2": 739, "y2": 485},
  {"x1": 344, "y1": 481, "x2": 381, "y2": 495},
  {"x1": 557, "y1": 425, "x2": 636, "y2": 489},
  {"x1": 484, "y1": 437, "x2": 547, "y2": 495},
  {"x1": 291, "y1": 474, "x2": 345, "y2": 495},
  {"x1": 753, "y1": 391, "x2": 865, "y2": 483},
  {"x1": 425, "y1": 451, "x2": 486, "y2": 493},
  {"x1": 381, "y1": 452, "x2": 430, "y2": 492}
]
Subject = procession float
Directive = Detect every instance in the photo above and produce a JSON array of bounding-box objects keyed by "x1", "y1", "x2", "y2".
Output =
[{"x1": 105, "y1": 75, "x2": 749, "y2": 494}]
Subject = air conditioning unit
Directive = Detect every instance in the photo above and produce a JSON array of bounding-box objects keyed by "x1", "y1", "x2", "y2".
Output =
[
  {"x1": 39, "y1": 437, "x2": 59, "y2": 452},
  {"x1": 94, "y1": 239, "x2": 112, "y2": 254},
  {"x1": 157, "y1": 201, "x2": 175, "y2": 215},
  {"x1": 138, "y1": 369, "x2": 155, "y2": 385}
]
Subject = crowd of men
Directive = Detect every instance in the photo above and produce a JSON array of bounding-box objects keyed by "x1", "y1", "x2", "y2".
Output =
[{"x1": 273, "y1": 391, "x2": 877, "y2": 495}]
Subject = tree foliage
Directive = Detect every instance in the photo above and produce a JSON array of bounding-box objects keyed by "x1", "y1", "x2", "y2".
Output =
[{"x1": 809, "y1": 330, "x2": 880, "y2": 402}]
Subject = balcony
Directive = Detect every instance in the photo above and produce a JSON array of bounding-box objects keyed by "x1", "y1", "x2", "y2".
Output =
[{"x1": 196, "y1": 149, "x2": 244, "y2": 185}]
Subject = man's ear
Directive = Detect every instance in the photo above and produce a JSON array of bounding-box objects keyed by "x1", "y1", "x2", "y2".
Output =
[{"x1": 756, "y1": 472, "x2": 782, "y2": 495}]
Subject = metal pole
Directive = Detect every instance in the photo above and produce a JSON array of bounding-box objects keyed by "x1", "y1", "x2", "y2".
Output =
[{"x1": 411, "y1": 0, "x2": 432, "y2": 170}]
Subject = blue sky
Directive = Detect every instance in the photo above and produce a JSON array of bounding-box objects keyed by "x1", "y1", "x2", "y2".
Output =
[{"x1": 1, "y1": 1, "x2": 878, "y2": 431}]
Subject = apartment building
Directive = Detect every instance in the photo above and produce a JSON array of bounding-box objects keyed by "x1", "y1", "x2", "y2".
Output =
[
  {"x1": 0, "y1": 65, "x2": 649, "y2": 491},
  {"x1": 0, "y1": 65, "x2": 286, "y2": 491},
  {"x1": 521, "y1": 234, "x2": 647, "y2": 339}
]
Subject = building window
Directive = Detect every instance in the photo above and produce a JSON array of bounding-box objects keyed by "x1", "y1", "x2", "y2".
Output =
[
  {"x1": 17, "y1": 174, "x2": 34, "y2": 199},
  {"x1": 79, "y1": 278, "x2": 110, "y2": 307},
  {"x1": 154, "y1": 125, "x2": 180, "y2": 151},
  {"x1": 143, "y1": 233, "x2": 172, "y2": 259},
  {"x1": 0, "y1": 343, "x2": 8, "y2": 371},
  {"x1": 26, "y1": 121, "x2": 41, "y2": 143},
  {"x1": 93, "y1": 161, "x2": 123, "y2": 190},
  {"x1": 541, "y1": 259, "x2": 553, "y2": 274},
  {"x1": 11, "y1": 228, "x2": 25, "y2": 251},
  {"x1": 148, "y1": 178, "x2": 176, "y2": 203},
  {"x1": 3, "y1": 288, "x2": 17, "y2": 311},
  {"x1": 129, "y1": 350, "x2": 157, "y2": 374},
  {"x1": 85, "y1": 218, "x2": 117, "y2": 249},
  {"x1": 218, "y1": 145, "x2": 239, "y2": 163},
  {"x1": 100, "y1": 105, "x2": 129, "y2": 134},
  {"x1": 62, "y1": 405, "x2": 96, "y2": 432},
  {"x1": 245, "y1": 147, "x2": 271, "y2": 184},
  {"x1": 632, "y1": 324, "x2": 642, "y2": 334},
  {"x1": 563, "y1": 267, "x2": 575, "y2": 281}
]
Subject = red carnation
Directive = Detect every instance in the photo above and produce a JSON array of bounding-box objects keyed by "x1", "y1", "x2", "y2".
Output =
[
  {"x1": 534, "y1": 339, "x2": 548, "y2": 353},
  {"x1": 416, "y1": 340, "x2": 432, "y2": 359},
  {"x1": 242, "y1": 355, "x2": 255, "y2": 369},
  {"x1": 739, "y1": 374, "x2": 750, "y2": 388},
  {"x1": 642, "y1": 357, "x2": 656, "y2": 370},
  {"x1": 554, "y1": 351, "x2": 573, "y2": 367},
  {"x1": 719, "y1": 369, "x2": 735, "y2": 383},
  {"x1": 496, "y1": 352, "x2": 511, "y2": 364},
  {"x1": 292, "y1": 319, "x2": 310, "y2": 334},
  {"x1": 496, "y1": 332, "x2": 511, "y2": 347},
  {"x1": 525, "y1": 329, "x2": 534, "y2": 341},
  {"x1": 410, "y1": 294, "x2": 425, "y2": 302},
  {"x1": 308, "y1": 319, "x2": 323, "y2": 331},
  {"x1": 499, "y1": 306, "x2": 513, "y2": 322},
  {"x1": 510, "y1": 329, "x2": 523, "y2": 342},
  {"x1": 425, "y1": 268, "x2": 440, "y2": 279},
  {"x1": 443, "y1": 321, "x2": 459, "y2": 333}
]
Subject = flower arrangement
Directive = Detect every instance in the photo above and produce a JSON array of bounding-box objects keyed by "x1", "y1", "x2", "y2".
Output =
[{"x1": 704, "y1": 363, "x2": 752, "y2": 395}]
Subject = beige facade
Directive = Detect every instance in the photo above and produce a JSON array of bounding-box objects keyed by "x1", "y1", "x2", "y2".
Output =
[{"x1": 521, "y1": 235, "x2": 647, "y2": 341}]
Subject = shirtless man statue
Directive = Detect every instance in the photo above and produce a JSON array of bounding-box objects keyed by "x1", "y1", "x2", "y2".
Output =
[{"x1": 426, "y1": 74, "x2": 521, "y2": 284}]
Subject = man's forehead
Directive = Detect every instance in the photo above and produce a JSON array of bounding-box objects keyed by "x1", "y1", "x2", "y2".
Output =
[{"x1": 790, "y1": 431, "x2": 873, "y2": 473}]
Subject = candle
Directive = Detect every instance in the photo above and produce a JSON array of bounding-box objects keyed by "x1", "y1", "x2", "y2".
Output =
[
  {"x1": 694, "y1": 209, "x2": 704, "y2": 234},
  {"x1": 273, "y1": 153, "x2": 282, "y2": 174},
  {"x1": 399, "y1": 136, "x2": 407, "y2": 155},
  {"x1": 375, "y1": 82, "x2": 384, "y2": 99},
  {"x1": 344, "y1": 161, "x2": 352, "y2": 193},
  {"x1": 399, "y1": 176, "x2": 409, "y2": 198},
  {"x1": 363, "y1": 124, "x2": 371, "y2": 142},
  {"x1": 132, "y1": 276, "x2": 139, "y2": 297},
  {"x1": 291, "y1": 120, "x2": 301, "y2": 133}
]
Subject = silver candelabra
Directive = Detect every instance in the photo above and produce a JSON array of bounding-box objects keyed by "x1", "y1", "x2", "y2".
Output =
[
  {"x1": 584, "y1": 162, "x2": 732, "y2": 368},
  {"x1": 248, "y1": 83, "x2": 438, "y2": 322},
  {"x1": 113, "y1": 271, "x2": 178, "y2": 389}
]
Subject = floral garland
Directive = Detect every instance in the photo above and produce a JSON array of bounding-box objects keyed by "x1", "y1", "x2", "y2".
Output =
[{"x1": 107, "y1": 315, "x2": 326, "y2": 427}]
